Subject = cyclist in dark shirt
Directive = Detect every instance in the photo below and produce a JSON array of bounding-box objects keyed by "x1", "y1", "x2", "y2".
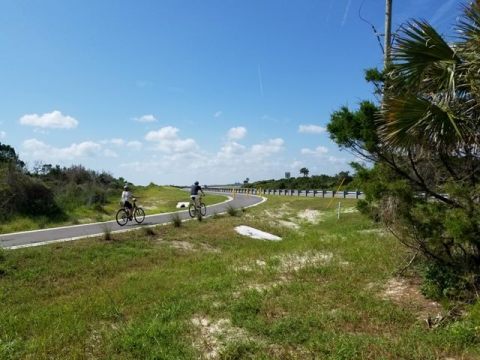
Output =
[{"x1": 190, "y1": 181, "x2": 204, "y2": 207}]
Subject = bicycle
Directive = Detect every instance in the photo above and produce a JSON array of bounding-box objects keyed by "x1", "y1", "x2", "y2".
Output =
[
  {"x1": 188, "y1": 194, "x2": 207, "y2": 218},
  {"x1": 116, "y1": 198, "x2": 145, "y2": 226}
]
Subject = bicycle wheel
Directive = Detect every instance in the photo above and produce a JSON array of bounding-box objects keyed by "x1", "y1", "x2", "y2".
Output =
[
  {"x1": 188, "y1": 203, "x2": 196, "y2": 218},
  {"x1": 199, "y1": 203, "x2": 207, "y2": 216},
  {"x1": 134, "y1": 207, "x2": 145, "y2": 224},
  {"x1": 116, "y1": 208, "x2": 129, "y2": 226}
]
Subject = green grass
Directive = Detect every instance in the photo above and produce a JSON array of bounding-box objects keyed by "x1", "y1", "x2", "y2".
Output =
[
  {"x1": 0, "y1": 196, "x2": 479, "y2": 359},
  {"x1": 0, "y1": 186, "x2": 226, "y2": 234}
]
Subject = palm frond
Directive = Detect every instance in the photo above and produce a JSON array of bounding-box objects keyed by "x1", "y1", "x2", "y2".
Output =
[
  {"x1": 380, "y1": 95, "x2": 464, "y2": 150},
  {"x1": 389, "y1": 20, "x2": 459, "y2": 96},
  {"x1": 457, "y1": 1, "x2": 480, "y2": 43}
]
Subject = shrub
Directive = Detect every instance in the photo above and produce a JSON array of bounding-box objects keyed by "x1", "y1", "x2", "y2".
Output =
[
  {"x1": 171, "y1": 213, "x2": 182, "y2": 227},
  {"x1": 102, "y1": 225, "x2": 113, "y2": 241},
  {"x1": 141, "y1": 226, "x2": 156, "y2": 237},
  {"x1": 226, "y1": 205, "x2": 239, "y2": 217}
]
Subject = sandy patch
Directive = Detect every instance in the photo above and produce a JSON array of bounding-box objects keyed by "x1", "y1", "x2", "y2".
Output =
[
  {"x1": 358, "y1": 228, "x2": 388, "y2": 236},
  {"x1": 381, "y1": 278, "x2": 443, "y2": 323},
  {"x1": 263, "y1": 204, "x2": 293, "y2": 219},
  {"x1": 247, "y1": 280, "x2": 285, "y2": 292},
  {"x1": 237, "y1": 251, "x2": 333, "y2": 274},
  {"x1": 277, "y1": 220, "x2": 300, "y2": 230},
  {"x1": 235, "y1": 225, "x2": 282, "y2": 241},
  {"x1": 342, "y1": 207, "x2": 358, "y2": 213},
  {"x1": 297, "y1": 209, "x2": 324, "y2": 223},
  {"x1": 191, "y1": 316, "x2": 252, "y2": 359},
  {"x1": 142, "y1": 205, "x2": 158, "y2": 210},
  {"x1": 165, "y1": 240, "x2": 196, "y2": 251},
  {"x1": 276, "y1": 251, "x2": 333, "y2": 272},
  {"x1": 160, "y1": 240, "x2": 220, "y2": 253}
]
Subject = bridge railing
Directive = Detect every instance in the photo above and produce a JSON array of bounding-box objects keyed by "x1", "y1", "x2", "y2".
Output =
[{"x1": 207, "y1": 187, "x2": 364, "y2": 199}]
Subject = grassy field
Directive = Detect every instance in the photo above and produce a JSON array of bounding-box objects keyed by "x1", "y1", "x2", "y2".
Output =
[
  {"x1": 0, "y1": 195, "x2": 479, "y2": 359},
  {"x1": 0, "y1": 186, "x2": 226, "y2": 234}
]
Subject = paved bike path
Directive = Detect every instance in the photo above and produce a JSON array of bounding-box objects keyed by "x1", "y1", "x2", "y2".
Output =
[{"x1": 0, "y1": 193, "x2": 265, "y2": 249}]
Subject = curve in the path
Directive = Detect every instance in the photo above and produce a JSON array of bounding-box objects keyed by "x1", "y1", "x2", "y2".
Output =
[{"x1": 0, "y1": 192, "x2": 265, "y2": 250}]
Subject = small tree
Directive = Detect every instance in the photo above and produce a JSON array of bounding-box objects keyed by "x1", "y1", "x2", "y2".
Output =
[
  {"x1": 327, "y1": 3, "x2": 480, "y2": 299},
  {"x1": 299, "y1": 167, "x2": 309, "y2": 177}
]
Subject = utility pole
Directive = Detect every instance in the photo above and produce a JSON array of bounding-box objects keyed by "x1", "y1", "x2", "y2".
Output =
[{"x1": 384, "y1": 0, "x2": 393, "y2": 69}]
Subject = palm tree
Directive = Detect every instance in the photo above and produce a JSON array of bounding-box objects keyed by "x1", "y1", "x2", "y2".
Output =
[
  {"x1": 381, "y1": 3, "x2": 480, "y2": 154},
  {"x1": 299, "y1": 167, "x2": 309, "y2": 177}
]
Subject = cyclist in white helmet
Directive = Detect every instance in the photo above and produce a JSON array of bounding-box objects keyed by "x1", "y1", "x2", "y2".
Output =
[{"x1": 121, "y1": 185, "x2": 134, "y2": 219}]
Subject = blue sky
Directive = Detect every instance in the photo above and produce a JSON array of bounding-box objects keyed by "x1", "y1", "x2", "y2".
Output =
[{"x1": 0, "y1": 0, "x2": 463, "y2": 185}]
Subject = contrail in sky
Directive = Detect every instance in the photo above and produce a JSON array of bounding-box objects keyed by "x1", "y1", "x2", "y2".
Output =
[
  {"x1": 430, "y1": 0, "x2": 457, "y2": 25},
  {"x1": 326, "y1": 0, "x2": 334, "y2": 24},
  {"x1": 258, "y1": 65, "x2": 264, "y2": 97},
  {"x1": 341, "y1": 0, "x2": 352, "y2": 27}
]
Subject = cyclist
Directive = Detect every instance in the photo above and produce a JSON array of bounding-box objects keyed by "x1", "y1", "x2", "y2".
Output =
[
  {"x1": 190, "y1": 181, "x2": 204, "y2": 208},
  {"x1": 121, "y1": 185, "x2": 134, "y2": 220}
]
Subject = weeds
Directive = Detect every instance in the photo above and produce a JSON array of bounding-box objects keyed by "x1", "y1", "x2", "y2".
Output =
[
  {"x1": 226, "y1": 205, "x2": 239, "y2": 217},
  {"x1": 102, "y1": 225, "x2": 114, "y2": 241},
  {"x1": 141, "y1": 226, "x2": 157, "y2": 237},
  {"x1": 171, "y1": 213, "x2": 182, "y2": 227}
]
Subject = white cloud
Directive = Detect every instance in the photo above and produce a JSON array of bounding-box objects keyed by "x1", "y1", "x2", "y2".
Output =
[
  {"x1": 126, "y1": 140, "x2": 143, "y2": 150},
  {"x1": 22, "y1": 139, "x2": 101, "y2": 160},
  {"x1": 217, "y1": 141, "x2": 246, "y2": 159},
  {"x1": 0, "y1": 131, "x2": 5, "y2": 139},
  {"x1": 298, "y1": 124, "x2": 326, "y2": 134},
  {"x1": 23, "y1": 139, "x2": 102, "y2": 160},
  {"x1": 145, "y1": 126, "x2": 178, "y2": 141},
  {"x1": 214, "y1": 111, "x2": 223, "y2": 118},
  {"x1": 301, "y1": 146, "x2": 329, "y2": 156},
  {"x1": 145, "y1": 126, "x2": 198, "y2": 153},
  {"x1": 250, "y1": 138, "x2": 284, "y2": 157},
  {"x1": 103, "y1": 149, "x2": 119, "y2": 158},
  {"x1": 19, "y1": 110, "x2": 78, "y2": 129},
  {"x1": 227, "y1": 126, "x2": 247, "y2": 140},
  {"x1": 101, "y1": 138, "x2": 125, "y2": 146},
  {"x1": 301, "y1": 145, "x2": 347, "y2": 164},
  {"x1": 134, "y1": 114, "x2": 157, "y2": 123}
]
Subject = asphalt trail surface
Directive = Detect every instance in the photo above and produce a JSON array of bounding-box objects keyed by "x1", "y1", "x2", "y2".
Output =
[{"x1": 0, "y1": 192, "x2": 264, "y2": 249}]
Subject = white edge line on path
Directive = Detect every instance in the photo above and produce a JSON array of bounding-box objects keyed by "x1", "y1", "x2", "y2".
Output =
[{"x1": 5, "y1": 195, "x2": 267, "y2": 250}]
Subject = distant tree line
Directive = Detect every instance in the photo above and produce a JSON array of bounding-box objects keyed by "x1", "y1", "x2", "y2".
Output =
[
  {"x1": 0, "y1": 142, "x2": 125, "y2": 222},
  {"x1": 243, "y1": 171, "x2": 353, "y2": 190}
]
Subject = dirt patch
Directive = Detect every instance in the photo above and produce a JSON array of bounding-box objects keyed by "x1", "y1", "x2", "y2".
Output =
[
  {"x1": 381, "y1": 277, "x2": 443, "y2": 323},
  {"x1": 358, "y1": 228, "x2": 388, "y2": 237},
  {"x1": 276, "y1": 251, "x2": 333, "y2": 272},
  {"x1": 191, "y1": 316, "x2": 252, "y2": 359},
  {"x1": 263, "y1": 204, "x2": 293, "y2": 220},
  {"x1": 342, "y1": 207, "x2": 358, "y2": 213},
  {"x1": 297, "y1": 209, "x2": 324, "y2": 223},
  {"x1": 236, "y1": 251, "x2": 333, "y2": 274},
  {"x1": 276, "y1": 220, "x2": 300, "y2": 230},
  {"x1": 160, "y1": 240, "x2": 219, "y2": 253}
]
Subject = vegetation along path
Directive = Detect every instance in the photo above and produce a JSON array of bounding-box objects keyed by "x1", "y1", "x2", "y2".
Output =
[{"x1": 0, "y1": 192, "x2": 264, "y2": 249}]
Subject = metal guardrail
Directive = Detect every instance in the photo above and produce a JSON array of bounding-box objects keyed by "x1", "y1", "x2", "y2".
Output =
[{"x1": 207, "y1": 187, "x2": 364, "y2": 199}]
